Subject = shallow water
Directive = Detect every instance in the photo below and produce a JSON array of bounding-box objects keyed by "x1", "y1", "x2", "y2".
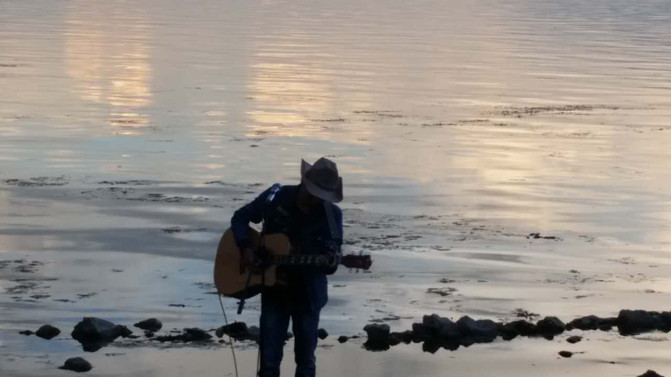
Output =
[{"x1": 1, "y1": 0, "x2": 671, "y2": 375}]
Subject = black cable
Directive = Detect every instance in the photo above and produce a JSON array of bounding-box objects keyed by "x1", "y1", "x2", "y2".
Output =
[{"x1": 218, "y1": 294, "x2": 240, "y2": 377}]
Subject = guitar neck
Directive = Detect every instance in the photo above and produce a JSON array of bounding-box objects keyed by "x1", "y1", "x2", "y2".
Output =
[{"x1": 271, "y1": 254, "x2": 330, "y2": 267}]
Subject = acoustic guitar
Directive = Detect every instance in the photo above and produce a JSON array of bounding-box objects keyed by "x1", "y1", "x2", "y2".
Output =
[{"x1": 214, "y1": 228, "x2": 372, "y2": 299}]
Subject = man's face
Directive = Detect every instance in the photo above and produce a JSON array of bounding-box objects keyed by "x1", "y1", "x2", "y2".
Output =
[{"x1": 298, "y1": 185, "x2": 322, "y2": 211}]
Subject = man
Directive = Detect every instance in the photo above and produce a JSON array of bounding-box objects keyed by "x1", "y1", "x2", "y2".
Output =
[{"x1": 230, "y1": 157, "x2": 343, "y2": 377}]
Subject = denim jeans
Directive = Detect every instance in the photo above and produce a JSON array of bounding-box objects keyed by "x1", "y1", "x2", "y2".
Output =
[{"x1": 259, "y1": 291, "x2": 320, "y2": 377}]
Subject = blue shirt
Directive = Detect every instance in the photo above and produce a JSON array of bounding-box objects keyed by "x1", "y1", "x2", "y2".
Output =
[{"x1": 230, "y1": 184, "x2": 343, "y2": 310}]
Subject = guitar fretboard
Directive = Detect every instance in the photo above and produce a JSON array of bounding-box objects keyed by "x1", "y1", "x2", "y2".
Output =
[{"x1": 272, "y1": 254, "x2": 327, "y2": 266}]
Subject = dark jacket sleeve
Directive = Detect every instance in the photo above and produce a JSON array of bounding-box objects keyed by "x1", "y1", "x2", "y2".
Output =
[
  {"x1": 321, "y1": 204, "x2": 343, "y2": 275},
  {"x1": 230, "y1": 185, "x2": 277, "y2": 248}
]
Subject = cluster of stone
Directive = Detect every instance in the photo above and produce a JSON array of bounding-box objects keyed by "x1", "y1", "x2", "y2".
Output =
[
  {"x1": 154, "y1": 328, "x2": 212, "y2": 343},
  {"x1": 362, "y1": 309, "x2": 671, "y2": 352}
]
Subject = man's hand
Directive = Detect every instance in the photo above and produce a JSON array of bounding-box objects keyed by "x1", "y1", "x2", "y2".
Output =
[{"x1": 241, "y1": 247, "x2": 264, "y2": 270}]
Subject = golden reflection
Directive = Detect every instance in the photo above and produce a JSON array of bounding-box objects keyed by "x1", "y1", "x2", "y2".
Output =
[
  {"x1": 64, "y1": 2, "x2": 151, "y2": 132},
  {"x1": 246, "y1": 46, "x2": 374, "y2": 143}
]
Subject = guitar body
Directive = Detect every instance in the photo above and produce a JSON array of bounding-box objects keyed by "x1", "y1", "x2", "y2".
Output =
[{"x1": 214, "y1": 228, "x2": 290, "y2": 299}]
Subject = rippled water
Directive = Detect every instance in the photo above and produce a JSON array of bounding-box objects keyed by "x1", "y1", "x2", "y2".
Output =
[{"x1": 1, "y1": 0, "x2": 671, "y2": 244}]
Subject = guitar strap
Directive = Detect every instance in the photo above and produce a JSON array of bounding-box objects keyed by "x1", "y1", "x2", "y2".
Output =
[
  {"x1": 262, "y1": 183, "x2": 282, "y2": 230},
  {"x1": 237, "y1": 184, "x2": 281, "y2": 316},
  {"x1": 323, "y1": 201, "x2": 341, "y2": 239}
]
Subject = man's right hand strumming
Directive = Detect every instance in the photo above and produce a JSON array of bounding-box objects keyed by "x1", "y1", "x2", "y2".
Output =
[{"x1": 242, "y1": 247, "x2": 265, "y2": 270}]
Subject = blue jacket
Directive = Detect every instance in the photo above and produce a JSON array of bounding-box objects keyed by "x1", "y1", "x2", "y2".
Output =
[{"x1": 230, "y1": 184, "x2": 343, "y2": 310}]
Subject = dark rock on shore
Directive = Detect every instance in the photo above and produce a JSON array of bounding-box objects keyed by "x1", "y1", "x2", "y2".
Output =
[
  {"x1": 155, "y1": 328, "x2": 212, "y2": 343},
  {"x1": 617, "y1": 310, "x2": 666, "y2": 335},
  {"x1": 389, "y1": 330, "x2": 413, "y2": 346},
  {"x1": 505, "y1": 320, "x2": 538, "y2": 336},
  {"x1": 424, "y1": 314, "x2": 460, "y2": 339},
  {"x1": 185, "y1": 328, "x2": 212, "y2": 341},
  {"x1": 662, "y1": 312, "x2": 671, "y2": 326},
  {"x1": 566, "y1": 335, "x2": 582, "y2": 344},
  {"x1": 567, "y1": 315, "x2": 618, "y2": 331},
  {"x1": 363, "y1": 324, "x2": 390, "y2": 351},
  {"x1": 71, "y1": 317, "x2": 132, "y2": 351},
  {"x1": 134, "y1": 318, "x2": 162, "y2": 332},
  {"x1": 536, "y1": 316, "x2": 565, "y2": 338},
  {"x1": 247, "y1": 326, "x2": 261, "y2": 342},
  {"x1": 558, "y1": 351, "x2": 573, "y2": 358},
  {"x1": 36, "y1": 325, "x2": 61, "y2": 340},
  {"x1": 214, "y1": 322, "x2": 291, "y2": 343},
  {"x1": 19, "y1": 330, "x2": 34, "y2": 336},
  {"x1": 567, "y1": 315, "x2": 600, "y2": 330},
  {"x1": 70, "y1": 318, "x2": 133, "y2": 352},
  {"x1": 318, "y1": 328, "x2": 328, "y2": 340},
  {"x1": 117, "y1": 325, "x2": 133, "y2": 338},
  {"x1": 216, "y1": 322, "x2": 249, "y2": 340},
  {"x1": 337, "y1": 336, "x2": 349, "y2": 343},
  {"x1": 639, "y1": 370, "x2": 664, "y2": 377},
  {"x1": 456, "y1": 316, "x2": 498, "y2": 344},
  {"x1": 59, "y1": 357, "x2": 92, "y2": 372}
]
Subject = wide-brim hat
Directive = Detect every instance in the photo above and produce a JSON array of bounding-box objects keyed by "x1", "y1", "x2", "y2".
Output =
[{"x1": 301, "y1": 158, "x2": 343, "y2": 203}]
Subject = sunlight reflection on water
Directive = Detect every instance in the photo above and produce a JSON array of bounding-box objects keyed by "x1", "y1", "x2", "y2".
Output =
[{"x1": 0, "y1": 0, "x2": 670, "y2": 245}]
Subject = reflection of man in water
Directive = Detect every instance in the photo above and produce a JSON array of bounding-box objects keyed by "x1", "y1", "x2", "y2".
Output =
[{"x1": 231, "y1": 157, "x2": 343, "y2": 377}]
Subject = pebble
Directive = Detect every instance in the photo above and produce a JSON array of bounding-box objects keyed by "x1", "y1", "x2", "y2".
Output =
[
  {"x1": 558, "y1": 351, "x2": 573, "y2": 358},
  {"x1": 36, "y1": 325, "x2": 61, "y2": 340},
  {"x1": 59, "y1": 357, "x2": 93, "y2": 372}
]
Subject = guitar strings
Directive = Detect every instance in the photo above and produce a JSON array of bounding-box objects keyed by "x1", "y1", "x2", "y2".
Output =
[{"x1": 218, "y1": 293, "x2": 240, "y2": 377}]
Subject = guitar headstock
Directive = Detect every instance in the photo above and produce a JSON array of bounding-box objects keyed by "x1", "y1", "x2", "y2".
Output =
[{"x1": 341, "y1": 254, "x2": 372, "y2": 270}]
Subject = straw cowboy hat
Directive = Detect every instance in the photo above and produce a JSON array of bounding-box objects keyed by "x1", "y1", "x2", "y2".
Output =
[{"x1": 300, "y1": 157, "x2": 343, "y2": 203}]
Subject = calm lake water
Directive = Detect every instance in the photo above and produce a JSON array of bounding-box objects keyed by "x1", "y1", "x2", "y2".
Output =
[{"x1": 1, "y1": 0, "x2": 671, "y2": 243}]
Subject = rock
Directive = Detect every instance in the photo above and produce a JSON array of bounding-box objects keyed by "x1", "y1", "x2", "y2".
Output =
[
  {"x1": 318, "y1": 328, "x2": 328, "y2": 340},
  {"x1": 617, "y1": 310, "x2": 665, "y2": 335},
  {"x1": 411, "y1": 323, "x2": 431, "y2": 343},
  {"x1": 247, "y1": 326, "x2": 260, "y2": 342},
  {"x1": 134, "y1": 318, "x2": 162, "y2": 332},
  {"x1": 661, "y1": 312, "x2": 671, "y2": 332},
  {"x1": 389, "y1": 330, "x2": 413, "y2": 345},
  {"x1": 456, "y1": 316, "x2": 498, "y2": 343},
  {"x1": 536, "y1": 317, "x2": 565, "y2": 337},
  {"x1": 558, "y1": 351, "x2": 573, "y2": 358},
  {"x1": 566, "y1": 335, "x2": 582, "y2": 344},
  {"x1": 19, "y1": 330, "x2": 34, "y2": 336},
  {"x1": 506, "y1": 320, "x2": 537, "y2": 336},
  {"x1": 36, "y1": 325, "x2": 61, "y2": 340},
  {"x1": 337, "y1": 335, "x2": 349, "y2": 343},
  {"x1": 363, "y1": 324, "x2": 390, "y2": 351},
  {"x1": 567, "y1": 315, "x2": 601, "y2": 331},
  {"x1": 144, "y1": 331, "x2": 154, "y2": 338},
  {"x1": 59, "y1": 357, "x2": 93, "y2": 372},
  {"x1": 116, "y1": 325, "x2": 133, "y2": 338},
  {"x1": 155, "y1": 328, "x2": 212, "y2": 343},
  {"x1": 71, "y1": 318, "x2": 126, "y2": 349},
  {"x1": 216, "y1": 322, "x2": 249, "y2": 340},
  {"x1": 388, "y1": 333, "x2": 402, "y2": 346},
  {"x1": 638, "y1": 370, "x2": 664, "y2": 377},
  {"x1": 184, "y1": 328, "x2": 212, "y2": 341},
  {"x1": 364, "y1": 323, "x2": 390, "y2": 342},
  {"x1": 422, "y1": 339, "x2": 442, "y2": 354},
  {"x1": 423, "y1": 314, "x2": 460, "y2": 339},
  {"x1": 498, "y1": 323, "x2": 519, "y2": 341}
]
